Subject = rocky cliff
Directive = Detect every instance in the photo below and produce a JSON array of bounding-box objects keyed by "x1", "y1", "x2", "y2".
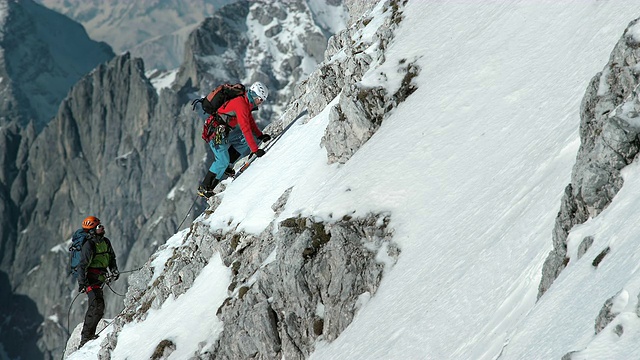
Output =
[
  {"x1": 538, "y1": 18, "x2": 640, "y2": 297},
  {"x1": 1, "y1": 1, "x2": 347, "y2": 359},
  {"x1": 174, "y1": 0, "x2": 342, "y2": 125},
  {"x1": 0, "y1": 0, "x2": 113, "y2": 129},
  {"x1": 0, "y1": 1, "x2": 113, "y2": 358},
  {"x1": 86, "y1": 1, "x2": 416, "y2": 359}
]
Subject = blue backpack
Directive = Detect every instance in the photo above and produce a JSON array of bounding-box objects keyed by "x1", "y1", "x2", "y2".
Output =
[{"x1": 68, "y1": 228, "x2": 88, "y2": 278}]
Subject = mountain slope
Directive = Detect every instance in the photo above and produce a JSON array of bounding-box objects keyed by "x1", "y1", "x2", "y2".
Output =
[
  {"x1": 34, "y1": 0, "x2": 235, "y2": 70},
  {"x1": 65, "y1": 1, "x2": 640, "y2": 359},
  {"x1": 0, "y1": 1, "x2": 346, "y2": 359},
  {"x1": 0, "y1": 0, "x2": 113, "y2": 129}
]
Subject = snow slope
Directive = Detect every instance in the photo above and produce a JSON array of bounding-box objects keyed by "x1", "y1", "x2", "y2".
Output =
[{"x1": 70, "y1": 1, "x2": 640, "y2": 359}]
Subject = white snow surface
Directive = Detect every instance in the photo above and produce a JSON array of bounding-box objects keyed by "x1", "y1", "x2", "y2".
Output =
[
  {"x1": 307, "y1": 0, "x2": 348, "y2": 35},
  {"x1": 148, "y1": 229, "x2": 188, "y2": 286},
  {"x1": 111, "y1": 253, "x2": 230, "y2": 360},
  {"x1": 74, "y1": 1, "x2": 640, "y2": 359},
  {"x1": 148, "y1": 68, "x2": 178, "y2": 94},
  {"x1": 627, "y1": 19, "x2": 640, "y2": 43}
]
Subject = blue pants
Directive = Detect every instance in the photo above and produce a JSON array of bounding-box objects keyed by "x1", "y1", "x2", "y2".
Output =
[{"x1": 209, "y1": 127, "x2": 253, "y2": 179}]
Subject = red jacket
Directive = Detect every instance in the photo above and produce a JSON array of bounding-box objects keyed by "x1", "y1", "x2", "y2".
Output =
[{"x1": 218, "y1": 95, "x2": 263, "y2": 152}]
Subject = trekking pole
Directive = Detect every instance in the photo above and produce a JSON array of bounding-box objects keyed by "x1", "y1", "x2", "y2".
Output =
[
  {"x1": 94, "y1": 310, "x2": 127, "y2": 337},
  {"x1": 233, "y1": 109, "x2": 308, "y2": 181},
  {"x1": 176, "y1": 194, "x2": 200, "y2": 232},
  {"x1": 119, "y1": 266, "x2": 143, "y2": 274}
]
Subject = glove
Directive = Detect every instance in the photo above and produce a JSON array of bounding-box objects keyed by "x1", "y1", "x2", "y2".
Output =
[
  {"x1": 78, "y1": 284, "x2": 86, "y2": 293},
  {"x1": 254, "y1": 149, "x2": 265, "y2": 158},
  {"x1": 258, "y1": 134, "x2": 271, "y2": 142},
  {"x1": 111, "y1": 269, "x2": 120, "y2": 281}
]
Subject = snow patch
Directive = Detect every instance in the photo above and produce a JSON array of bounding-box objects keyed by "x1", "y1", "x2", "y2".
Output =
[
  {"x1": 27, "y1": 266, "x2": 40, "y2": 277},
  {"x1": 115, "y1": 151, "x2": 133, "y2": 161},
  {"x1": 148, "y1": 229, "x2": 188, "y2": 285},
  {"x1": 167, "y1": 186, "x2": 177, "y2": 200},
  {"x1": 307, "y1": 0, "x2": 348, "y2": 35},
  {"x1": 114, "y1": 253, "x2": 231, "y2": 360},
  {"x1": 261, "y1": 247, "x2": 278, "y2": 268},
  {"x1": 147, "y1": 68, "x2": 178, "y2": 94},
  {"x1": 627, "y1": 21, "x2": 640, "y2": 43},
  {"x1": 50, "y1": 242, "x2": 68, "y2": 253}
]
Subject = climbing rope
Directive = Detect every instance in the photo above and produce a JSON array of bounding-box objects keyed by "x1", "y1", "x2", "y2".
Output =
[{"x1": 176, "y1": 194, "x2": 200, "y2": 232}]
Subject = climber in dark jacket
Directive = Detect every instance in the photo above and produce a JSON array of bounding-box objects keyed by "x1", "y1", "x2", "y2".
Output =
[{"x1": 76, "y1": 216, "x2": 119, "y2": 348}]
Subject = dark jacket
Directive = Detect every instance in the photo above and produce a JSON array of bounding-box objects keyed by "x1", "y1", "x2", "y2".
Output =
[{"x1": 77, "y1": 234, "x2": 117, "y2": 287}]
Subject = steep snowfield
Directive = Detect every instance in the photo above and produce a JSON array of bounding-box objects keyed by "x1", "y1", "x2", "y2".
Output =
[{"x1": 69, "y1": 1, "x2": 640, "y2": 359}]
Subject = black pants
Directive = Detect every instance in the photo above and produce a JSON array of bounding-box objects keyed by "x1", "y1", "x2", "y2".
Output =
[{"x1": 81, "y1": 286, "x2": 105, "y2": 341}]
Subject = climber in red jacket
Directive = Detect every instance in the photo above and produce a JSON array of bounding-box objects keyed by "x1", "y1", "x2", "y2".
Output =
[{"x1": 198, "y1": 81, "x2": 271, "y2": 198}]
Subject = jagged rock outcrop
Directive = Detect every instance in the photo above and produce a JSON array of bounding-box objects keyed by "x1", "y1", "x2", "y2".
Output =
[
  {"x1": 270, "y1": 0, "x2": 417, "y2": 164},
  {"x1": 176, "y1": 0, "x2": 343, "y2": 126},
  {"x1": 0, "y1": 0, "x2": 114, "y2": 129},
  {"x1": 594, "y1": 292, "x2": 621, "y2": 335},
  {"x1": 6, "y1": 52, "x2": 208, "y2": 360},
  {"x1": 538, "y1": 17, "x2": 640, "y2": 298},
  {"x1": 561, "y1": 289, "x2": 634, "y2": 359},
  {"x1": 342, "y1": 0, "x2": 378, "y2": 25},
  {"x1": 102, "y1": 210, "x2": 398, "y2": 359}
]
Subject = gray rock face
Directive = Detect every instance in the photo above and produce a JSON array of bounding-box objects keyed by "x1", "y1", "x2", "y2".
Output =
[
  {"x1": 343, "y1": 0, "x2": 379, "y2": 26},
  {"x1": 177, "y1": 0, "x2": 343, "y2": 126},
  {"x1": 0, "y1": 2, "x2": 112, "y2": 358},
  {"x1": 538, "y1": 17, "x2": 640, "y2": 298},
  {"x1": 275, "y1": 0, "x2": 416, "y2": 164},
  {"x1": 212, "y1": 216, "x2": 397, "y2": 359},
  {"x1": 594, "y1": 293, "x2": 619, "y2": 335},
  {"x1": 92, "y1": 2, "x2": 410, "y2": 358},
  {"x1": 103, "y1": 212, "x2": 398, "y2": 360},
  {"x1": 0, "y1": 0, "x2": 114, "y2": 129},
  {"x1": 4, "y1": 52, "x2": 207, "y2": 360},
  {"x1": 1, "y1": 1, "x2": 346, "y2": 359},
  {"x1": 576, "y1": 236, "x2": 594, "y2": 260}
]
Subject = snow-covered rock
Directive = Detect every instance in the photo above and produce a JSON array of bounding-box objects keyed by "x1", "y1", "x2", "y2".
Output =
[{"x1": 539, "y1": 17, "x2": 640, "y2": 298}]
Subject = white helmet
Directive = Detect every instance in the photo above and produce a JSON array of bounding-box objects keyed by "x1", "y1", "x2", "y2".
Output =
[{"x1": 250, "y1": 81, "x2": 269, "y2": 101}]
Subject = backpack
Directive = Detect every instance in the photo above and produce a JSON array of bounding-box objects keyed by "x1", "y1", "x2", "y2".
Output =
[
  {"x1": 68, "y1": 228, "x2": 88, "y2": 278},
  {"x1": 191, "y1": 83, "x2": 245, "y2": 116},
  {"x1": 191, "y1": 83, "x2": 246, "y2": 144}
]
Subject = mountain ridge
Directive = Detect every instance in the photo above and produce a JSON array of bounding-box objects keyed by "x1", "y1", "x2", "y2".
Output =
[{"x1": 0, "y1": 1, "x2": 347, "y2": 359}]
